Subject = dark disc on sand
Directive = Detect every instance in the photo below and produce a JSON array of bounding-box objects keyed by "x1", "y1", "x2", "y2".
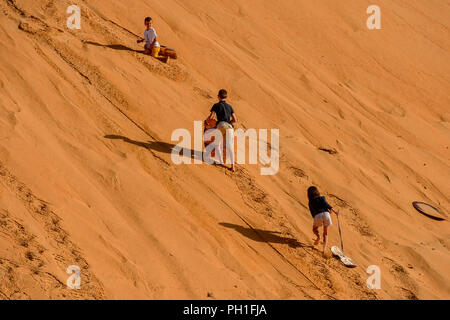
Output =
[{"x1": 412, "y1": 202, "x2": 446, "y2": 221}]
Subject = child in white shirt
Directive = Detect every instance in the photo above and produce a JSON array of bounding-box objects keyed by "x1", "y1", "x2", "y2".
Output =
[{"x1": 137, "y1": 17, "x2": 168, "y2": 63}]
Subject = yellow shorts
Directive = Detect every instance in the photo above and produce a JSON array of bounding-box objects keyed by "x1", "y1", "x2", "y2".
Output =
[
  {"x1": 151, "y1": 46, "x2": 161, "y2": 58},
  {"x1": 145, "y1": 44, "x2": 162, "y2": 57}
]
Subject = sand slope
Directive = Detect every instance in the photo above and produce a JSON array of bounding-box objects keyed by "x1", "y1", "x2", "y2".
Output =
[{"x1": 0, "y1": 0, "x2": 449, "y2": 299}]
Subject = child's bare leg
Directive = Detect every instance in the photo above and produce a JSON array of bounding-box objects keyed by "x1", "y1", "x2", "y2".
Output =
[
  {"x1": 322, "y1": 226, "x2": 329, "y2": 253},
  {"x1": 152, "y1": 47, "x2": 169, "y2": 63},
  {"x1": 313, "y1": 226, "x2": 320, "y2": 245}
]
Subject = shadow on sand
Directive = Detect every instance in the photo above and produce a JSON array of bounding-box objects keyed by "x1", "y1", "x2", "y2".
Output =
[
  {"x1": 84, "y1": 41, "x2": 144, "y2": 54},
  {"x1": 219, "y1": 222, "x2": 309, "y2": 249},
  {"x1": 104, "y1": 134, "x2": 203, "y2": 161}
]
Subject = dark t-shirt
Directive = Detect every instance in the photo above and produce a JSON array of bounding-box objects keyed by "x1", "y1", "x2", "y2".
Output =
[
  {"x1": 210, "y1": 101, "x2": 234, "y2": 126},
  {"x1": 308, "y1": 196, "x2": 332, "y2": 217}
]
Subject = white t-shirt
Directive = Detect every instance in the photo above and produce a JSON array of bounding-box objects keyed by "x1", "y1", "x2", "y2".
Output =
[{"x1": 144, "y1": 28, "x2": 160, "y2": 47}]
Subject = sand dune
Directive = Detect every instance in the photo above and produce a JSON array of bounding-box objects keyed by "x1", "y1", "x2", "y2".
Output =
[{"x1": 0, "y1": 0, "x2": 449, "y2": 299}]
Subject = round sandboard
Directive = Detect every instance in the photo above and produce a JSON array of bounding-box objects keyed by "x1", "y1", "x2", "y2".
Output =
[
  {"x1": 412, "y1": 202, "x2": 446, "y2": 221},
  {"x1": 160, "y1": 45, "x2": 177, "y2": 59},
  {"x1": 203, "y1": 119, "x2": 226, "y2": 161}
]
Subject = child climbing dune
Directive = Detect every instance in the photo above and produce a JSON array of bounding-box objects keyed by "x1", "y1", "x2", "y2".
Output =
[
  {"x1": 307, "y1": 186, "x2": 340, "y2": 255},
  {"x1": 205, "y1": 89, "x2": 237, "y2": 172}
]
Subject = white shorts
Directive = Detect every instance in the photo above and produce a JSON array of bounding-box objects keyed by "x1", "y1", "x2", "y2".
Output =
[
  {"x1": 313, "y1": 212, "x2": 332, "y2": 227},
  {"x1": 216, "y1": 121, "x2": 234, "y2": 133}
]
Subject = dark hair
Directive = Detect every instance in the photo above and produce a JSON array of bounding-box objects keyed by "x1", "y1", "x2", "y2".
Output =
[
  {"x1": 307, "y1": 186, "x2": 321, "y2": 201},
  {"x1": 144, "y1": 17, "x2": 152, "y2": 23},
  {"x1": 218, "y1": 89, "x2": 228, "y2": 100}
]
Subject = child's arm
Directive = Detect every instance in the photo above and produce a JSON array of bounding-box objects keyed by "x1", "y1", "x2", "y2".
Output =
[
  {"x1": 330, "y1": 208, "x2": 340, "y2": 215},
  {"x1": 231, "y1": 113, "x2": 237, "y2": 124},
  {"x1": 137, "y1": 38, "x2": 145, "y2": 43},
  {"x1": 149, "y1": 37, "x2": 157, "y2": 50}
]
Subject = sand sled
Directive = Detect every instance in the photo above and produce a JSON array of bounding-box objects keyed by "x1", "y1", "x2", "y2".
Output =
[
  {"x1": 412, "y1": 202, "x2": 446, "y2": 221},
  {"x1": 331, "y1": 215, "x2": 356, "y2": 268},
  {"x1": 331, "y1": 246, "x2": 357, "y2": 268},
  {"x1": 203, "y1": 119, "x2": 226, "y2": 162},
  {"x1": 160, "y1": 45, "x2": 177, "y2": 59}
]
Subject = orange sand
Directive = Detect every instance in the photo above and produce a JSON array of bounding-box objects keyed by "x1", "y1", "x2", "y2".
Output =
[{"x1": 0, "y1": 0, "x2": 449, "y2": 299}]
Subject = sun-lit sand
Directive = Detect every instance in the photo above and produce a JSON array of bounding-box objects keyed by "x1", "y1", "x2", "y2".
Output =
[{"x1": 0, "y1": 0, "x2": 449, "y2": 299}]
